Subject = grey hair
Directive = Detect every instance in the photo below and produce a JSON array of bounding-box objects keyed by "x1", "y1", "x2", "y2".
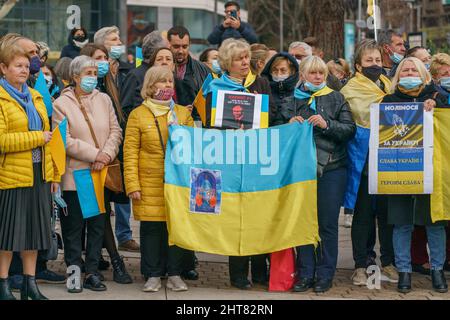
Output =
[
  {"x1": 142, "y1": 31, "x2": 166, "y2": 60},
  {"x1": 288, "y1": 41, "x2": 312, "y2": 56},
  {"x1": 378, "y1": 29, "x2": 402, "y2": 46},
  {"x1": 94, "y1": 26, "x2": 120, "y2": 45},
  {"x1": 36, "y1": 41, "x2": 50, "y2": 57},
  {"x1": 54, "y1": 57, "x2": 73, "y2": 81},
  {"x1": 69, "y1": 55, "x2": 98, "y2": 79}
]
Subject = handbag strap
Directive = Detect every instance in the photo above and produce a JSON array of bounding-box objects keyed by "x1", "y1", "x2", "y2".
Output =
[
  {"x1": 75, "y1": 94, "x2": 100, "y2": 149},
  {"x1": 148, "y1": 109, "x2": 166, "y2": 156}
]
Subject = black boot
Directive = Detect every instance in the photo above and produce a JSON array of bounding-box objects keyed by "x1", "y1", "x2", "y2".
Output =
[
  {"x1": 111, "y1": 256, "x2": 133, "y2": 284},
  {"x1": 431, "y1": 270, "x2": 448, "y2": 293},
  {"x1": 397, "y1": 272, "x2": 411, "y2": 294},
  {"x1": 21, "y1": 275, "x2": 48, "y2": 300},
  {"x1": 0, "y1": 278, "x2": 16, "y2": 300}
]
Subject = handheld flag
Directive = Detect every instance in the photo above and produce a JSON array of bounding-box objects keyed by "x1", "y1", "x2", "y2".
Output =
[
  {"x1": 193, "y1": 73, "x2": 214, "y2": 126},
  {"x1": 49, "y1": 118, "x2": 67, "y2": 175},
  {"x1": 34, "y1": 70, "x2": 53, "y2": 117},
  {"x1": 164, "y1": 123, "x2": 320, "y2": 256},
  {"x1": 73, "y1": 167, "x2": 108, "y2": 219},
  {"x1": 136, "y1": 47, "x2": 143, "y2": 68}
]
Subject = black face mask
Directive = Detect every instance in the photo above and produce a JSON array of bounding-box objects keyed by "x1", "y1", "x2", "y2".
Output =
[
  {"x1": 73, "y1": 35, "x2": 86, "y2": 42},
  {"x1": 361, "y1": 65, "x2": 383, "y2": 82}
]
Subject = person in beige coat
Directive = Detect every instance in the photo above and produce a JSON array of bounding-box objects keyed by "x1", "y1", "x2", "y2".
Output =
[{"x1": 52, "y1": 55, "x2": 122, "y2": 293}]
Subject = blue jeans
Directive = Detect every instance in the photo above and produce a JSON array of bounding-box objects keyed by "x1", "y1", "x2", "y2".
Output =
[
  {"x1": 393, "y1": 224, "x2": 446, "y2": 273},
  {"x1": 297, "y1": 167, "x2": 347, "y2": 280},
  {"x1": 114, "y1": 203, "x2": 133, "y2": 244}
]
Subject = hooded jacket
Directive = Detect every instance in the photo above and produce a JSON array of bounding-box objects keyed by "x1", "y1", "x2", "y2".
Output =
[
  {"x1": 261, "y1": 52, "x2": 300, "y2": 127},
  {"x1": 60, "y1": 28, "x2": 88, "y2": 59}
]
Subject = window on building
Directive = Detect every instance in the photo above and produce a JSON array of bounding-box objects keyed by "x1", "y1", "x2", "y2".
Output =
[{"x1": 127, "y1": 5, "x2": 157, "y2": 49}]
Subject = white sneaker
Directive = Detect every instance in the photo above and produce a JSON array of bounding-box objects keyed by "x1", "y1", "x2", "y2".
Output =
[
  {"x1": 143, "y1": 277, "x2": 161, "y2": 292},
  {"x1": 352, "y1": 268, "x2": 368, "y2": 286},
  {"x1": 344, "y1": 214, "x2": 353, "y2": 228},
  {"x1": 167, "y1": 276, "x2": 188, "y2": 292}
]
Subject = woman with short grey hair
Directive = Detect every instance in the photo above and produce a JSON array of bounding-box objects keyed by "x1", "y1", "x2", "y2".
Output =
[{"x1": 53, "y1": 55, "x2": 123, "y2": 294}]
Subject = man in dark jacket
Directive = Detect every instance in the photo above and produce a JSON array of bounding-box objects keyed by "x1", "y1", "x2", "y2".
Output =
[
  {"x1": 60, "y1": 28, "x2": 88, "y2": 59},
  {"x1": 168, "y1": 26, "x2": 210, "y2": 120},
  {"x1": 207, "y1": 1, "x2": 258, "y2": 46},
  {"x1": 121, "y1": 31, "x2": 168, "y2": 119}
]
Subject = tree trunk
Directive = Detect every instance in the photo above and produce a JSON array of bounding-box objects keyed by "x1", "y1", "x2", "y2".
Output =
[{"x1": 303, "y1": 0, "x2": 345, "y2": 60}]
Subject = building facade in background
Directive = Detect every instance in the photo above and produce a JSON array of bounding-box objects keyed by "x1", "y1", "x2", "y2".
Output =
[{"x1": 126, "y1": 0, "x2": 248, "y2": 55}]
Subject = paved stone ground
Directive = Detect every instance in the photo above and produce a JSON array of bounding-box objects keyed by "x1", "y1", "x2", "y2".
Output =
[{"x1": 37, "y1": 212, "x2": 450, "y2": 300}]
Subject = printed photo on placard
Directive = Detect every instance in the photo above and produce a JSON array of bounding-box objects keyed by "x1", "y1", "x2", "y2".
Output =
[
  {"x1": 214, "y1": 90, "x2": 264, "y2": 129},
  {"x1": 189, "y1": 168, "x2": 222, "y2": 214}
]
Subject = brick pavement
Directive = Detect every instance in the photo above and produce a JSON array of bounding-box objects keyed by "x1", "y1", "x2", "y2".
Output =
[{"x1": 43, "y1": 212, "x2": 450, "y2": 300}]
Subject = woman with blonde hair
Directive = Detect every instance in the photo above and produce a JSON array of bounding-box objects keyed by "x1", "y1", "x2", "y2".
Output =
[
  {"x1": 327, "y1": 58, "x2": 351, "y2": 85},
  {"x1": 382, "y1": 56, "x2": 448, "y2": 294},
  {"x1": 124, "y1": 66, "x2": 193, "y2": 293},
  {"x1": 0, "y1": 44, "x2": 60, "y2": 300},
  {"x1": 202, "y1": 38, "x2": 275, "y2": 289},
  {"x1": 293, "y1": 56, "x2": 355, "y2": 293},
  {"x1": 249, "y1": 43, "x2": 270, "y2": 75}
]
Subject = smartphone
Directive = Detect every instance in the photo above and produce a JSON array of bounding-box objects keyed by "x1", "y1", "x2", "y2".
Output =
[{"x1": 230, "y1": 10, "x2": 238, "y2": 19}]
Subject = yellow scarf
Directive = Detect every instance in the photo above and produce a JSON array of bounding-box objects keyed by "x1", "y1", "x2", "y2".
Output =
[
  {"x1": 397, "y1": 84, "x2": 425, "y2": 97},
  {"x1": 341, "y1": 72, "x2": 391, "y2": 128},
  {"x1": 143, "y1": 98, "x2": 171, "y2": 117}
]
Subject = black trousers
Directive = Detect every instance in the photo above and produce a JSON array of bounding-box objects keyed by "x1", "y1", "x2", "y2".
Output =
[
  {"x1": 60, "y1": 191, "x2": 105, "y2": 274},
  {"x1": 229, "y1": 255, "x2": 268, "y2": 283},
  {"x1": 351, "y1": 175, "x2": 394, "y2": 268},
  {"x1": 140, "y1": 221, "x2": 184, "y2": 278}
]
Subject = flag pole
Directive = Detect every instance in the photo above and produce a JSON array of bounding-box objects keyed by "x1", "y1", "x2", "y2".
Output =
[{"x1": 373, "y1": 0, "x2": 378, "y2": 42}]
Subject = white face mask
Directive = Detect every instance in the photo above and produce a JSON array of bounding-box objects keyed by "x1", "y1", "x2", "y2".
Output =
[
  {"x1": 296, "y1": 59, "x2": 302, "y2": 66},
  {"x1": 272, "y1": 74, "x2": 289, "y2": 82}
]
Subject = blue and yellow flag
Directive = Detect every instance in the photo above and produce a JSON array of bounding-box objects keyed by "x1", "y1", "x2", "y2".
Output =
[
  {"x1": 135, "y1": 47, "x2": 143, "y2": 68},
  {"x1": 431, "y1": 108, "x2": 450, "y2": 222},
  {"x1": 49, "y1": 117, "x2": 67, "y2": 175},
  {"x1": 164, "y1": 123, "x2": 320, "y2": 256},
  {"x1": 73, "y1": 167, "x2": 108, "y2": 219},
  {"x1": 34, "y1": 70, "x2": 53, "y2": 117},
  {"x1": 193, "y1": 73, "x2": 214, "y2": 126}
]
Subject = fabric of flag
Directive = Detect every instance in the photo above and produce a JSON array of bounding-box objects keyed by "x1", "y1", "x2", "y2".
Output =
[
  {"x1": 164, "y1": 122, "x2": 320, "y2": 256},
  {"x1": 34, "y1": 70, "x2": 53, "y2": 117},
  {"x1": 341, "y1": 73, "x2": 391, "y2": 209},
  {"x1": 136, "y1": 47, "x2": 143, "y2": 68},
  {"x1": 431, "y1": 108, "x2": 450, "y2": 222},
  {"x1": 367, "y1": 0, "x2": 374, "y2": 16},
  {"x1": 193, "y1": 73, "x2": 214, "y2": 126},
  {"x1": 48, "y1": 117, "x2": 67, "y2": 175},
  {"x1": 73, "y1": 167, "x2": 108, "y2": 219}
]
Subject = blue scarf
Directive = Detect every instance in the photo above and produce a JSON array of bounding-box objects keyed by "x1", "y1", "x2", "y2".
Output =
[
  {"x1": 0, "y1": 78, "x2": 42, "y2": 131},
  {"x1": 202, "y1": 73, "x2": 247, "y2": 97},
  {"x1": 294, "y1": 84, "x2": 334, "y2": 112}
]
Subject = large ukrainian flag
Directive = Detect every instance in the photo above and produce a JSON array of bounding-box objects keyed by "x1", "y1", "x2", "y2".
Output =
[{"x1": 164, "y1": 122, "x2": 319, "y2": 256}]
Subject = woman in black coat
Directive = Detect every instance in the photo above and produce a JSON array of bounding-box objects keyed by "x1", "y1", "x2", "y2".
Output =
[
  {"x1": 382, "y1": 57, "x2": 448, "y2": 294},
  {"x1": 60, "y1": 28, "x2": 88, "y2": 59},
  {"x1": 261, "y1": 52, "x2": 299, "y2": 127},
  {"x1": 292, "y1": 56, "x2": 356, "y2": 293},
  {"x1": 203, "y1": 38, "x2": 275, "y2": 290}
]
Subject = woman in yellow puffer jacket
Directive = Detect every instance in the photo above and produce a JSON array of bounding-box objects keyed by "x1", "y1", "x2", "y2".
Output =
[
  {"x1": 124, "y1": 66, "x2": 193, "y2": 293},
  {"x1": 0, "y1": 44, "x2": 59, "y2": 301}
]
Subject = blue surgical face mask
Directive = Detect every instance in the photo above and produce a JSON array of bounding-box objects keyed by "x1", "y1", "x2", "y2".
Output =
[
  {"x1": 80, "y1": 76, "x2": 98, "y2": 93},
  {"x1": 398, "y1": 77, "x2": 423, "y2": 90},
  {"x1": 97, "y1": 61, "x2": 110, "y2": 78},
  {"x1": 440, "y1": 77, "x2": 450, "y2": 90},
  {"x1": 52, "y1": 187, "x2": 68, "y2": 216},
  {"x1": 211, "y1": 60, "x2": 222, "y2": 74},
  {"x1": 109, "y1": 45, "x2": 125, "y2": 60},
  {"x1": 390, "y1": 52, "x2": 404, "y2": 65},
  {"x1": 424, "y1": 63, "x2": 431, "y2": 71},
  {"x1": 272, "y1": 74, "x2": 289, "y2": 83},
  {"x1": 305, "y1": 81, "x2": 326, "y2": 92}
]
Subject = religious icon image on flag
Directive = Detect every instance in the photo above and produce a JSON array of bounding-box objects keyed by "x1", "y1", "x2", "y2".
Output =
[
  {"x1": 189, "y1": 168, "x2": 222, "y2": 215},
  {"x1": 214, "y1": 90, "x2": 268, "y2": 129}
]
